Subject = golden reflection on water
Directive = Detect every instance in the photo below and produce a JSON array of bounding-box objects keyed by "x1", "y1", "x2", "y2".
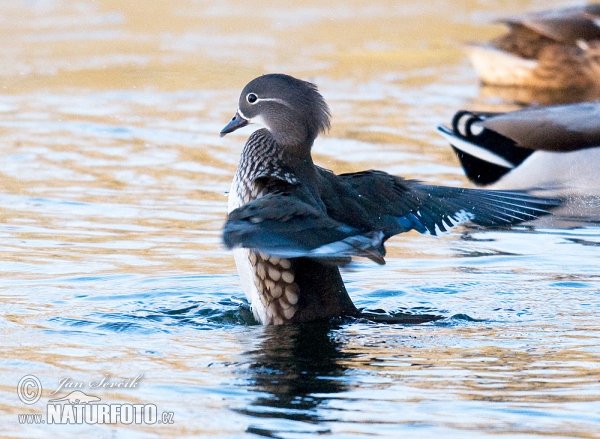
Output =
[{"x1": 0, "y1": 0, "x2": 599, "y2": 438}]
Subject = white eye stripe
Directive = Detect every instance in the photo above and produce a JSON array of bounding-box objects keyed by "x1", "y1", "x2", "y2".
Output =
[
  {"x1": 247, "y1": 96, "x2": 294, "y2": 110},
  {"x1": 257, "y1": 97, "x2": 293, "y2": 110}
]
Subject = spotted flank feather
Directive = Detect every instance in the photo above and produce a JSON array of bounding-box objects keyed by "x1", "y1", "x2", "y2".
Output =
[{"x1": 246, "y1": 251, "x2": 300, "y2": 324}]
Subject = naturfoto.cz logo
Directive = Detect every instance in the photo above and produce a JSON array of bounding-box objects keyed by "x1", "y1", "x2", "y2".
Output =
[{"x1": 17, "y1": 374, "x2": 174, "y2": 426}]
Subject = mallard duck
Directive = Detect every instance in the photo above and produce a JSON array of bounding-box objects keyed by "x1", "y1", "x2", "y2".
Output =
[
  {"x1": 438, "y1": 102, "x2": 600, "y2": 195},
  {"x1": 467, "y1": 4, "x2": 600, "y2": 89}
]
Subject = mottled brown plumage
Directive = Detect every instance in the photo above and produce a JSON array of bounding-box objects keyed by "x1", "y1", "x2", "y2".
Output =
[{"x1": 467, "y1": 5, "x2": 600, "y2": 89}]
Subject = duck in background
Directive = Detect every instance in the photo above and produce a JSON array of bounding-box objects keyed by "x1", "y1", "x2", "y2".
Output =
[
  {"x1": 466, "y1": 4, "x2": 600, "y2": 90},
  {"x1": 437, "y1": 103, "x2": 600, "y2": 197}
]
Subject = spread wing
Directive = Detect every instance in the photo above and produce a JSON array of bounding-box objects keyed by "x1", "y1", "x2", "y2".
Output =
[
  {"x1": 223, "y1": 171, "x2": 559, "y2": 265},
  {"x1": 224, "y1": 191, "x2": 386, "y2": 265},
  {"x1": 331, "y1": 170, "x2": 560, "y2": 237}
]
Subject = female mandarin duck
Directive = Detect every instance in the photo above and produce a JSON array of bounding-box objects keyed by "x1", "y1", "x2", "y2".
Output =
[{"x1": 221, "y1": 74, "x2": 559, "y2": 325}]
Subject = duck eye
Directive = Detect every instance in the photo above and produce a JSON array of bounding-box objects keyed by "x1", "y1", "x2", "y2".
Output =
[{"x1": 246, "y1": 93, "x2": 258, "y2": 104}]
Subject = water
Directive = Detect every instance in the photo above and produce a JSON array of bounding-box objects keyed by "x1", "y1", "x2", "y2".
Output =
[{"x1": 1, "y1": 0, "x2": 599, "y2": 437}]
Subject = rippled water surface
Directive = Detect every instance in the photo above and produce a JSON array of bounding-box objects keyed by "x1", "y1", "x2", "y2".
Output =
[{"x1": 1, "y1": 0, "x2": 599, "y2": 438}]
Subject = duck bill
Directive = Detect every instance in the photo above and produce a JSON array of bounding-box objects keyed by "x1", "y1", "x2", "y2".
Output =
[{"x1": 220, "y1": 111, "x2": 249, "y2": 137}]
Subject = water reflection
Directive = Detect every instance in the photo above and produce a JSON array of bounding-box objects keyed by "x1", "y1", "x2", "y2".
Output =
[{"x1": 237, "y1": 322, "x2": 352, "y2": 435}]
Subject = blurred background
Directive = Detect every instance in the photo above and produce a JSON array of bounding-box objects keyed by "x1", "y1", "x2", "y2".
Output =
[{"x1": 1, "y1": 1, "x2": 599, "y2": 438}]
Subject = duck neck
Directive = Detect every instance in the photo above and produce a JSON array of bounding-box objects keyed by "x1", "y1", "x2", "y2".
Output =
[{"x1": 281, "y1": 140, "x2": 315, "y2": 169}]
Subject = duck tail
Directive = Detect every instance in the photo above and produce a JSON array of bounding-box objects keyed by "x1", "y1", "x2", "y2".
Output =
[{"x1": 437, "y1": 110, "x2": 534, "y2": 186}]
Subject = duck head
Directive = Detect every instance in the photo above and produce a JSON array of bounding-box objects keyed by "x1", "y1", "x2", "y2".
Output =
[{"x1": 220, "y1": 74, "x2": 331, "y2": 149}]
